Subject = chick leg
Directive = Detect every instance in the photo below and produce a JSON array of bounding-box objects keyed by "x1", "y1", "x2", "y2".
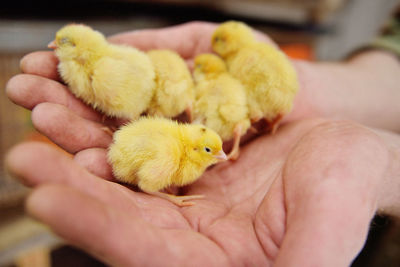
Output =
[
  {"x1": 249, "y1": 126, "x2": 258, "y2": 134},
  {"x1": 144, "y1": 190, "x2": 204, "y2": 207},
  {"x1": 268, "y1": 114, "x2": 283, "y2": 134},
  {"x1": 250, "y1": 116, "x2": 263, "y2": 124},
  {"x1": 101, "y1": 126, "x2": 115, "y2": 136},
  {"x1": 227, "y1": 124, "x2": 242, "y2": 161},
  {"x1": 100, "y1": 114, "x2": 117, "y2": 136}
]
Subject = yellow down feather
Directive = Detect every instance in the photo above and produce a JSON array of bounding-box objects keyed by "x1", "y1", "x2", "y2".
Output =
[
  {"x1": 193, "y1": 54, "x2": 250, "y2": 142},
  {"x1": 212, "y1": 21, "x2": 299, "y2": 126},
  {"x1": 193, "y1": 54, "x2": 250, "y2": 160},
  {"x1": 108, "y1": 117, "x2": 226, "y2": 194},
  {"x1": 51, "y1": 24, "x2": 155, "y2": 120},
  {"x1": 147, "y1": 49, "x2": 194, "y2": 119}
]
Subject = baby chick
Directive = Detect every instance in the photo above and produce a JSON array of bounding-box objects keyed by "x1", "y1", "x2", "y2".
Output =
[
  {"x1": 146, "y1": 49, "x2": 194, "y2": 121},
  {"x1": 193, "y1": 54, "x2": 250, "y2": 160},
  {"x1": 107, "y1": 117, "x2": 227, "y2": 206},
  {"x1": 48, "y1": 24, "x2": 155, "y2": 121},
  {"x1": 212, "y1": 21, "x2": 299, "y2": 133}
]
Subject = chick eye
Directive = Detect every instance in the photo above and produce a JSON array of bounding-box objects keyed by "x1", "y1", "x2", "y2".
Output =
[
  {"x1": 60, "y1": 37, "x2": 69, "y2": 44},
  {"x1": 60, "y1": 37, "x2": 75, "y2": 46},
  {"x1": 204, "y1": 147, "x2": 211, "y2": 153}
]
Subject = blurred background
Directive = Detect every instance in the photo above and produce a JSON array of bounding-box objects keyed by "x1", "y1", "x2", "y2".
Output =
[{"x1": 1, "y1": 0, "x2": 400, "y2": 266}]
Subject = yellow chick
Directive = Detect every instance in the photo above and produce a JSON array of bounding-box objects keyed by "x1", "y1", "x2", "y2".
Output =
[
  {"x1": 193, "y1": 54, "x2": 250, "y2": 160},
  {"x1": 48, "y1": 24, "x2": 155, "y2": 121},
  {"x1": 146, "y1": 49, "x2": 194, "y2": 121},
  {"x1": 212, "y1": 21, "x2": 299, "y2": 133},
  {"x1": 107, "y1": 117, "x2": 227, "y2": 206}
]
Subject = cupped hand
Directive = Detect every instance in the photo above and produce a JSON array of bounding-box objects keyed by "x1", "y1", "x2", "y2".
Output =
[
  {"x1": 5, "y1": 21, "x2": 392, "y2": 266},
  {"x1": 6, "y1": 118, "x2": 389, "y2": 266}
]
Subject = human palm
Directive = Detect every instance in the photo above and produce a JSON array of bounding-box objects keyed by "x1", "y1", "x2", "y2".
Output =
[{"x1": 6, "y1": 22, "x2": 389, "y2": 266}]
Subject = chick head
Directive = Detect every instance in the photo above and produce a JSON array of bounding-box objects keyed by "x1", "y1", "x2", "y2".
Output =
[
  {"x1": 186, "y1": 124, "x2": 227, "y2": 165},
  {"x1": 212, "y1": 21, "x2": 255, "y2": 58},
  {"x1": 49, "y1": 24, "x2": 107, "y2": 62},
  {"x1": 193, "y1": 53, "x2": 226, "y2": 82}
]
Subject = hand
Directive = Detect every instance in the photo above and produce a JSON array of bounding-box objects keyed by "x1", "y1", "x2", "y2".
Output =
[
  {"x1": 5, "y1": 21, "x2": 400, "y2": 266},
  {"x1": 6, "y1": 118, "x2": 393, "y2": 266}
]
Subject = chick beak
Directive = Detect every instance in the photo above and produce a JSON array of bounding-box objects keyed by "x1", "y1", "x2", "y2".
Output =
[
  {"x1": 47, "y1": 40, "x2": 57, "y2": 49},
  {"x1": 214, "y1": 150, "x2": 228, "y2": 162}
]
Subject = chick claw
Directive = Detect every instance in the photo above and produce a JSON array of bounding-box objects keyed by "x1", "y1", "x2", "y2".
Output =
[
  {"x1": 101, "y1": 126, "x2": 115, "y2": 136},
  {"x1": 268, "y1": 114, "x2": 283, "y2": 134},
  {"x1": 169, "y1": 195, "x2": 205, "y2": 207}
]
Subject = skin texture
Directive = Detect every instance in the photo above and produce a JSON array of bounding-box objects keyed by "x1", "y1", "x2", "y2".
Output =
[{"x1": 5, "y1": 22, "x2": 400, "y2": 266}]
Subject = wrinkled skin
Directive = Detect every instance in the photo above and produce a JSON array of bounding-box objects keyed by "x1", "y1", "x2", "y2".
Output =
[{"x1": 5, "y1": 22, "x2": 397, "y2": 266}]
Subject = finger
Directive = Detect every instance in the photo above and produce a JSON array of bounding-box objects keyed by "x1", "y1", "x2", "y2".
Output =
[
  {"x1": 6, "y1": 141, "x2": 143, "y2": 215},
  {"x1": 74, "y1": 148, "x2": 114, "y2": 181},
  {"x1": 26, "y1": 184, "x2": 169, "y2": 266},
  {"x1": 108, "y1": 22, "x2": 217, "y2": 59},
  {"x1": 20, "y1": 51, "x2": 60, "y2": 80},
  {"x1": 31, "y1": 103, "x2": 112, "y2": 153},
  {"x1": 6, "y1": 142, "x2": 192, "y2": 229},
  {"x1": 27, "y1": 184, "x2": 229, "y2": 266},
  {"x1": 108, "y1": 21, "x2": 276, "y2": 57},
  {"x1": 6, "y1": 74, "x2": 101, "y2": 122},
  {"x1": 6, "y1": 142, "x2": 102, "y2": 189}
]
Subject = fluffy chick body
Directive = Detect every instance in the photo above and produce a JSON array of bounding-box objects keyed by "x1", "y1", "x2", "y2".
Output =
[
  {"x1": 147, "y1": 50, "x2": 194, "y2": 119},
  {"x1": 52, "y1": 24, "x2": 155, "y2": 120},
  {"x1": 212, "y1": 21, "x2": 299, "y2": 127},
  {"x1": 193, "y1": 54, "x2": 250, "y2": 160},
  {"x1": 108, "y1": 117, "x2": 226, "y2": 205}
]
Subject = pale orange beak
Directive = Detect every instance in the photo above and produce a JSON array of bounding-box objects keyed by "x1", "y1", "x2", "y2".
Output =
[
  {"x1": 214, "y1": 150, "x2": 228, "y2": 161},
  {"x1": 47, "y1": 40, "x2": 57, "y2": 49}
]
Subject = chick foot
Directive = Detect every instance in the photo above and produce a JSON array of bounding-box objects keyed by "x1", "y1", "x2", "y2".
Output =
[
  {"x1": 250, "y1": 116, "x2": 263, "y2": 124},
  {"x1": 145, "y1": 191, "x2": 205, "y2": 207},
  {"x1": 249, "y1": 126, "x2": 258, "y2": 134},
  {"x1": 227, "y1": 124, "x2": 243, "y2": 161},
  {"x1": 268, "y1": 114, "x2": 283, "y2": 134},
  {"x1": 101, "y1": 126, "x2": 116, "y2": 136},
  {"x1": 100, "y1": 114, "x2": 118, "y2": 136}
]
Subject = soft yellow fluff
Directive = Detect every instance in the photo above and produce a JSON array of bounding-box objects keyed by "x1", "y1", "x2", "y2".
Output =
[
  {"x1": 108, "y1": 117, "x2": 225, "y2": 194},
  {"x1": 212, "y1": 21, "x2": 299, "y2": 129},
  {"x1": 146, "y1": 50, "x2": 194, "y2": 119},
  {"x1": 193, "y1": 54, "x2": 250, "y2": 160},
  {"x1": 51, "y1": 24, "x2": 155, "y2": 120}
]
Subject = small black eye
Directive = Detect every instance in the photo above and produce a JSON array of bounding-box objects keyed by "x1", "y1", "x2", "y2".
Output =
[{"x1": 205, "y1": 147, "x2": 211, "y2": 153}]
